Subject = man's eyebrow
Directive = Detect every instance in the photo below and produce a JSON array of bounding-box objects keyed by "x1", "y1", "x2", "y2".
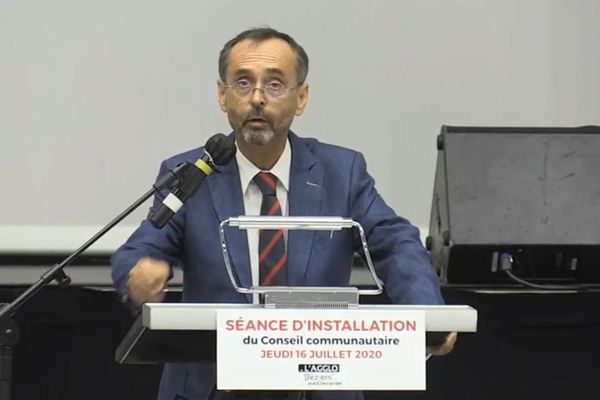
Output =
[
  {"x1": 232, "y1": 68, "x2": 253, "y2": 77},
  {"x1": 264, "y1": 67, "x2": 285, "y2": 76},
  {"x1": 232, "y1": 67, "x2": 285, "y2": 77}
]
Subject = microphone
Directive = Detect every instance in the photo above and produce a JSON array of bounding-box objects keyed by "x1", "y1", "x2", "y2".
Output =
[{"x1": 149, "y1": 133, "x2": 236, "y2": 228}]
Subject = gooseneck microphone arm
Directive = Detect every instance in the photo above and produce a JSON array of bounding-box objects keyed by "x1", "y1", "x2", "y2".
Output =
[{"x1": 0, "y1": 161, "x2": 190, "y2": 400}]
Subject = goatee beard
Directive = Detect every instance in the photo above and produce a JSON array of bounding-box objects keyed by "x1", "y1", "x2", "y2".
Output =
[{"x1": 241, "y1": 127, "x2": 275, "y2": 145}]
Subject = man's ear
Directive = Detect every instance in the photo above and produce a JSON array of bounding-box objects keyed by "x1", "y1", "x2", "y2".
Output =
[
  {"x1": 217, "y1": 80, "x2": 227, "y2": 112},
  {"x1": 295, "y1": 83, "x2": 309, "y2": 116}
]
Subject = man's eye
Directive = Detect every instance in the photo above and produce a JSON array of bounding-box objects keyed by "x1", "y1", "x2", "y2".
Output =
[
  {"x1": 235, "y1": 79, "x2": 252, "y2": 89},
  {"x1": 266, "y1": 81, "x2": 283, "y2": 91}
]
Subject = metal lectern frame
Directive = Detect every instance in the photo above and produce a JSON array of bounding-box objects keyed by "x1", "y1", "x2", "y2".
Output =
[{"x1": 219, "y1": 216, "x2": 383, "y2": 308}]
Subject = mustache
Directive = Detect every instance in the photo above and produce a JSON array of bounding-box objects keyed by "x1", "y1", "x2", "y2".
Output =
[{"x1": 246, "y1": 105, "x2": 268, "y2": 120}]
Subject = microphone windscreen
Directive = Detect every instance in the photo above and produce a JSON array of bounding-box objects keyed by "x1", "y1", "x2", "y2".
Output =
[{"x1": 205, "y1": 133, "x2": 236, "y2": 165}]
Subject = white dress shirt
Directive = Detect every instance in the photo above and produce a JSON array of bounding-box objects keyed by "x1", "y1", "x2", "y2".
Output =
[{"x1": 235, "y1": 139, "x2": 291, "y2": 303}]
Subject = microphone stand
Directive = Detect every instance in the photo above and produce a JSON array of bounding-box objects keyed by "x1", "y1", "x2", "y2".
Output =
[{"x1": 0, "y1": 161, "x2": 191, "y2": 400}]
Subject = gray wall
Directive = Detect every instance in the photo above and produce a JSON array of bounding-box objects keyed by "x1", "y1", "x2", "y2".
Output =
[{"x1": 1, "y1": 0, "x2": 599, "y2": 252}]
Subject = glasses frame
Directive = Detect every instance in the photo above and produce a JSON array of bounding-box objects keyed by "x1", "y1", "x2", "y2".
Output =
[{"x1": 222, "y1": 80, "x2": 300, "y2": 100}]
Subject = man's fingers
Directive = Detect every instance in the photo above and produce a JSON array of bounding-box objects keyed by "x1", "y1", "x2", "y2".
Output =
[
  {"x1": 147, "y1": 288, "x2": 166, "y2": 303},
  {"x1": 429, "y1": 332, "x2": 457, "y2": 356},
  {"x1": 127, "y1": 258, "x2": 170, "y2": 305}
]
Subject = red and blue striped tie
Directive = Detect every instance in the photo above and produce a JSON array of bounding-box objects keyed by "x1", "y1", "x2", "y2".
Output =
[{"x1": 253, "y1": 172, "x2": 287, "y2": 286}]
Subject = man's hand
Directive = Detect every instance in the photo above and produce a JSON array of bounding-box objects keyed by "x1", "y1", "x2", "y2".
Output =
[
  {"x1": 127, "y1": 257, "x2": 170, "y2": 305},
  {"x1": 428, "y1": 332, "x2": 457, "y2": 356}
]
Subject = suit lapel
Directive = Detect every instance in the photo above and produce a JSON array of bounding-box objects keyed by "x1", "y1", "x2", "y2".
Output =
[
  {"x1": 287, "y1": 133, "x2": 323, "y2": 285},
  {"x1": 207, "y1": 158, "x2": 252, "y2": 290}
]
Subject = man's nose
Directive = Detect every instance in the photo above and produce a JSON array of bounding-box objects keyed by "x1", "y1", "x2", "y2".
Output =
[{"x1": 249, "y1": 86, "x2": 267, "y2": 107}]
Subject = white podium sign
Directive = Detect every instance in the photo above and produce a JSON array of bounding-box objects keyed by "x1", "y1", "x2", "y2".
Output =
[{"x1": 216, "y1": 308, "x2": 426, "y2": 391}]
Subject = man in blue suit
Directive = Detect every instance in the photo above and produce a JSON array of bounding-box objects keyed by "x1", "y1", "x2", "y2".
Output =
[{"x1": 112, "y1": 27, "x2": 456, "y2": 400}]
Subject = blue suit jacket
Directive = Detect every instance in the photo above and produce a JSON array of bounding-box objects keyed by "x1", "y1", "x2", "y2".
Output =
[{"x1": 111, "y1": 132, "x2": 443, "y2": 400}]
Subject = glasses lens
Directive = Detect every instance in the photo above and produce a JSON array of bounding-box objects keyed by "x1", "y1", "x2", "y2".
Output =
[
  {"x1": 234, "y1": 80, "x2": 252, "y2": 96},
  {"x1": 229, "y1": 80, "x2": 294, "y2": 99},
  {"x1": 265, "y1": 82, "x2": 284, "y2": 98}
]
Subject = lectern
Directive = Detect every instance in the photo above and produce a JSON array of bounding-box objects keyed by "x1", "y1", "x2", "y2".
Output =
[
  {"x1": 117, "y1": 216, "x2": 478, "y2": 391},
  {"x1": 117, "y1": 302, "x2": 477, "y2": 364}
]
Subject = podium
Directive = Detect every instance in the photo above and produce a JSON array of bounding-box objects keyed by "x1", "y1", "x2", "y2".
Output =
[
  {"x1": 116, "y1": 302, "x2": 477, "y2": 365},
  {"x1": 116, "y1": 217, "x2": 478, "y2": 390}
]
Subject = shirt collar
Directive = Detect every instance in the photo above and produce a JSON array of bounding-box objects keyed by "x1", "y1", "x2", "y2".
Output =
[{"x1": 235, "y1": 137, "x2": 291, "y2": 194}]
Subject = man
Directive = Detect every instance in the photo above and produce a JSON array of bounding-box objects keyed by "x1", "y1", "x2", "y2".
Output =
[{"x1": 112, "y1": 27, "x2": 456, "y2": 400}]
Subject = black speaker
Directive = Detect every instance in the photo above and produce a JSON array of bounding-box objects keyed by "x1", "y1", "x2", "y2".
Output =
[{"x1": 426, "y1": 125, "x2": 600, "y2": 284}]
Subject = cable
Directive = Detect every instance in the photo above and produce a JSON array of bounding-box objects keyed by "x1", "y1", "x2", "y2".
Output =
[
  {"x1": 504, "y1": 269, "x2": 586, "y2": 291},
  {"x1": 500, "y1": 252, "x2": 589, "y2": 291}
]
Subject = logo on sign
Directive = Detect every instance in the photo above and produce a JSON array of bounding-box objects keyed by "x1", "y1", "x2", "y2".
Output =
[{"x1": 298, "y1": 364, "x2": 340, "y2": 373}]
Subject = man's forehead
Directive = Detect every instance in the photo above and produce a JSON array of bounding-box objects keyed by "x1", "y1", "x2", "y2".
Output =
[{"x1": 227, "y1": 38, "x2": 296, "y2": 74}]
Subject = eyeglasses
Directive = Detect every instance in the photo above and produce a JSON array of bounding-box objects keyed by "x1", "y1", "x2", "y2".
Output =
[{"x1": 223, "y1": 78, "x2": 298, "y2": 100}]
